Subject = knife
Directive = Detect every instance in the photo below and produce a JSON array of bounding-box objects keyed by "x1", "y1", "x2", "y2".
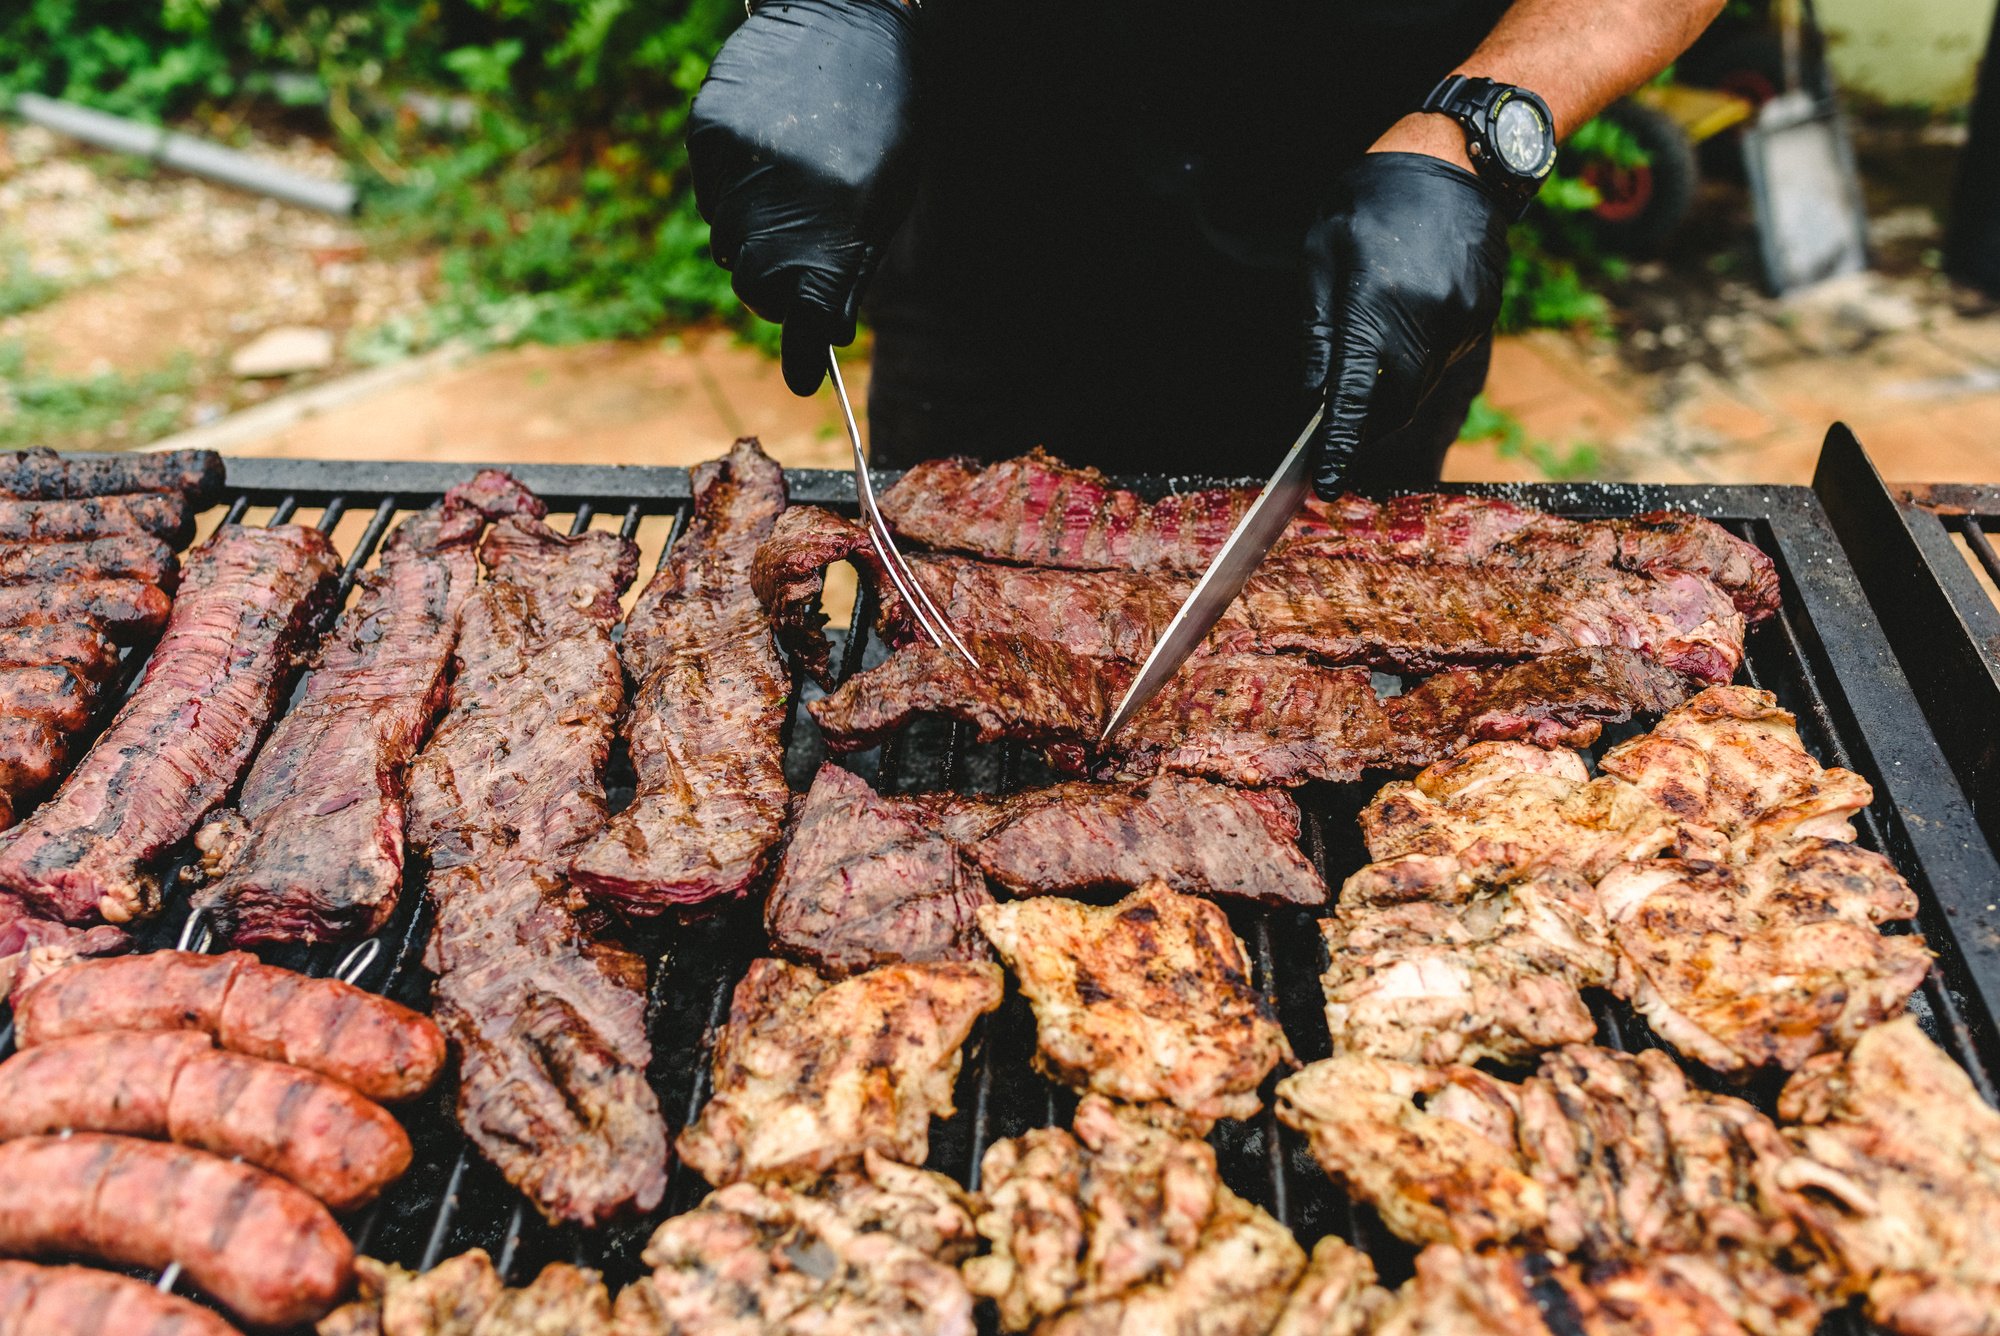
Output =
[{"x1": 1099, "y1": 404, "x2": 1327, "y2": 744}]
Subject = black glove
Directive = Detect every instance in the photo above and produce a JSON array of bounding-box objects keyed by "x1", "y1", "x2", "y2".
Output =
[
  {"x1": 688, "y1": 0, "x2": 918, "y2": 395},
  {"x1": 1302, "y1": 153, "x2": 1512, "y2": 497}
]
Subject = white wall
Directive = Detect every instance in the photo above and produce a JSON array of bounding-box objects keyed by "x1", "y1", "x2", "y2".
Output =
[{"x1": 1817, "y1": 0, "x2": 1996, "y2": 107}]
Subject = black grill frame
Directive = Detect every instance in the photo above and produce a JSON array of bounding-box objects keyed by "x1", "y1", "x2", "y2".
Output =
[{"x1": 0, "y1": 446, "x2": 1996, "y2": 1331}]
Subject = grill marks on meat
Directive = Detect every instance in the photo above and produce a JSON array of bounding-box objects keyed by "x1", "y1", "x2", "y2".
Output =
[
  {"x1": 0, "y1": 579, "x2": 172, "y2": 641},
  {"x1": 1327, "y1": 687, "x2": 1925, "y2": 1073},
  {"x1": 406, "y1": 512, "x2": 665, "y2": 1227},
  {"x1": 812, "y1": 635, "x2": 1690, "y2": 787},
  {"x1": 571, "y1": 438, "x2": 790, "y2": 912},
  {"x1": 1275, "y1": 1048, "x2": 1831, "y2": 1336},
  {"x1": 0, "y1": 1133, "x2": 352, "y2": 1327},
  {"x1": 192, "y1": 470, "x2": 540, "y2": 945},
  {"x1": 0, "y1": 447, "x2": 222, "y2": 502},
  {"x1": 0, "y1": 622, "x2": 120, "y2": 681},
  {"x1": 0, "y1": 1031, "x2": 412, "y2": 1211},
  {"x1": 965, "y1": 1093, "x2": 1305, "y2": 1336},
  {"x1": 977, "y1": 882, "x2": 1292, "y2": 1129},
  {"x1": 760, "y1": 505, "x2": 1746, "y2": 683},
  {"x1": 1768, "y1": 1017, "x2": 2000, "y2": 1336},
  {"x1": 764, "y1": 763, "x2": 993, "y2": 978},
  {"x1": 1320, "y1": 870, "x2": 1617, "y2": 1065},
  {"x1": 320, "y1": 1250, "x2": 615, "y2": 1336},
  {"x1": 0, "y1": 525, "x2": 338, "y2": 925},
  {"x1": 1600, "y1": 841, "x2": 1931, "y2": 1073},
  {"x1": 675, "y1": 956, "x2": 1002, "y2": 1187},
  {"x1": 0, "y1": 1260, "x2": 243, "y2": 1336},
  {"x1": 875, "y1": 450, "x2": 1778, "y2": 621},
  {"x1": 763, "y1": 767, "x2": 1324, "y2": 975},
  {"x1": 919, "y1": 771, "x2": 1326, "y2": 906},
  {"x1": 14, "y1": 949, "x2": 445, "y2": 1102},
  {"x1": 0, "y1": 493, "x2": 192, "y2": 546},
  {"x1": 615, "y1": 1154, "x2": 979, "y2": 1336},
  {"x1": 0, "y1": 535, "x2": 177, "y2": 588}
]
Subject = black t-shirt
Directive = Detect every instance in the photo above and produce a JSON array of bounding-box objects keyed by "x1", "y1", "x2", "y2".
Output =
[{"x1": 866, "y1": 0, "x2": 1507, "y2": 471}]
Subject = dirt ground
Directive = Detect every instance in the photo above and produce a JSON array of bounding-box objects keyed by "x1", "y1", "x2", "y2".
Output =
[{"x1": 2, "y1": 118, "x2": 1994, "y2": 484}]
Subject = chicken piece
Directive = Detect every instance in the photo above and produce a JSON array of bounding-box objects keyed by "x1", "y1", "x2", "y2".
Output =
[
  {"x1": 614, "y1": 1152, "x2": 979, "y2": 1336},
  {"x1": 1319, "y1": 870, "x2": 1615, "y2": 1065},
  {"x1": 1367, "y1": 1247, "x2": 1755, "y2": 1336},
  {"x1": 1597, "y1": 687, "x2": 1872, "y2": 857},
  {"x1": 965, "y1": 1094, "x2": 1304, "y2": 1336},
  {"x1": 1348, "y1": 741, "x2": 1682, "y2": 904},
  {"x1": 976, "y1": 881, "x2": 1292, "y2": 1129},
  {"x1": 1768, "y1": 1016, "x2": 2000, "y2": 1336},
  {"x1": 1270, "y1": 1237, "x2": 1390, "y2": 1336},
  {"x1": 675, "y1": 957, "x2": 1002, "y2": 1186},
  {"x1": 316, "y1": 1250, "x2": 615, "y2": 1336},
  {"x1": 1600, "y1": 838, "x2": 1930, "y2": 1073},
  {"x1": 1274, "y1": 1053, "x2": 1544, "y2": 1249}
]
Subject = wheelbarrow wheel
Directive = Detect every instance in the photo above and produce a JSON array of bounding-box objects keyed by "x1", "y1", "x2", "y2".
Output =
[{"x1": 1576, "y1": 99, "x2": 1699, "y2": 256}]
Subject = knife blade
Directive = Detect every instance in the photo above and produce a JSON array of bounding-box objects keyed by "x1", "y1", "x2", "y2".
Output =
[{"x1": 1098, "y1": 404, "x2": 1326, "y2": 745}]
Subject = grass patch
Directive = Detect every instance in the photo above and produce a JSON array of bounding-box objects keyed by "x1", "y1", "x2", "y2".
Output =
[
  {"x1": 0, "y1": 342, "x2": 194, "y2": 451},
  {"x1": 1457, "y1": 394, "x2": 1604, "y2": 481}
]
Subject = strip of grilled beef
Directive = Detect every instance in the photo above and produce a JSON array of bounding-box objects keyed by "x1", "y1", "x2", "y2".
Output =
[
  {"x1": 571, "y1": 439, "x2": 791, "y2": 912},
  {"x1": 916, "y1": 773, "x2": 1328, "y2": 906},
  {"x1": 407, "y1": 511, "x2": 669, "y2": 1227},
  {"x1": 0, "y1": 536, "x2": 177, "y2": 589},
  {"x1": 756, "y1": 506, "x2": 1745, "y2": 685},
  {"x1": 765, "y1": 763, "x2": 994, "y2": 978},
  {"x1": 0, "y1": 525, "x2": 339, "y2": 926},
  {"x1": 0, "y1": 494, "x2": 192, "y2": 547},
  {"x1": 0, "y1": 624, "x2": 120, "y2": 682},
  {"x1": 877, "y1": 451, "x2": 1778, "y2": 620},
  {"x1": 0, "y1": 580, "x2": 172, "y2": 642},
  {"x1": 0, "y1": 448, "x2": 223, "y2": 503},
  {"x1": 192, "y1": 470, "x2": 541, "y2": 946},
  {"x1": 811, "y1": 635, "x2": 1691, "y2": 787},
  {"x1": 0, "y1": 897, "x2": 125, "y2": 999}
]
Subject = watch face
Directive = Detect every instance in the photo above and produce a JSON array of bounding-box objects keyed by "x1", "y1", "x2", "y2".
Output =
[{"x1": 1492, "y1": 97, "x2": 1552, "y2": 176}]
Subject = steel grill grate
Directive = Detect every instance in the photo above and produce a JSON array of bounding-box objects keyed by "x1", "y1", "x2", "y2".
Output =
[{"x1": 0, "y1": 452, "x2": 1995, "y2": 1331}]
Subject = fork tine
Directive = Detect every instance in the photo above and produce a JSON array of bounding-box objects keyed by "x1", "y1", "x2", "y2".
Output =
[{"x1": 828, "y1": 348, "x2": 981, "y2": 670}]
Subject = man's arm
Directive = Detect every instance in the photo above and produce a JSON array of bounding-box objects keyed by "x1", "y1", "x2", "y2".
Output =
[{"x1": 1373, "y1": 0, "x2": 1727, "y2": 170}]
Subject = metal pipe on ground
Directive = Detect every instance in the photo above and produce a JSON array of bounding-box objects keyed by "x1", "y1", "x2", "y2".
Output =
[{"x1": 8, "y1": 93, "x2": 357, "y2": 216}]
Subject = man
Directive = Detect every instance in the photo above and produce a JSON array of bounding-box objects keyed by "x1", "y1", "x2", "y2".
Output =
[{"x1": 688, "y1": 0, "x2": 1721, "y2": 493}]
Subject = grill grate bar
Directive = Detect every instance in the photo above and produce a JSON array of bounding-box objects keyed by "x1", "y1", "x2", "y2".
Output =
[{"x1": 1962, "y1": 518, "x2": 2000, "y2": 591}]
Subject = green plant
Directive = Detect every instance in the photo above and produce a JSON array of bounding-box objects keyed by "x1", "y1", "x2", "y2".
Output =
[
  {"x1": 0, "y1": 245, "x2": 64, "y2": 318},
  {"x1": 1456, "y1": 393, "x2": 1603, "y2": 480},
  {"x1": 1498, "y1": 111, "x2": 1652, "y2": 334},
  {"x1": 0, "y1": 341, "x2": 193, "y2": 450}
]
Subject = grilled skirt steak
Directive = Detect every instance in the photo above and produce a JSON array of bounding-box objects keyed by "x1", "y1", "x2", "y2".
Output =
[
  {"x1": 878, "y1": 451, "x2": 1777, "y2": 621},
  {"x1": 0, "y1": 525, "x2": 338, "y2": 925},
  {"x1": 0, "y1": 493, "x2": 192, "y2": 546},
  {"x1": 192, "y1": 471, "x2": 541, "y2": 945},
  {"x1": 571, "y1": 439, "x2": 791, "y2": 912},
  {"x1": 812, "y1": 635, "x2": 1688, "y2": 787},
  {"x1": 757, "y1": 506, "x2": 1746, "y2": 685},
  {"x1": 0, "y1": 536, "x2": 177, "y2": 589},
  {"x1": 917, "y1": 773, "x2": 1327, "y2": 906},
  {"x1": 406, "y1": 512, "x2": 668, "y2": 1227},
  {"x1": 0, "y1": 448, "x2": 223, "y2": 503},
  {"x1": 765, "y1": 764, "x2": 994, "y2": 978}
]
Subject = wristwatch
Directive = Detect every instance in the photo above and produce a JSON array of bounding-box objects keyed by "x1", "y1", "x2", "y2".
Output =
[{"x1": 1420, "y1": 75, "x2": 1558, "y2": 218}]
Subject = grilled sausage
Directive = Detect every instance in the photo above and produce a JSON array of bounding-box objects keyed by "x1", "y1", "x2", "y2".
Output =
[
  {"x1": 0, "y1": 581, "x2": 172, "y2": 642},
  {"x1": 0, "y1": 1135, "x2": 352, "y2": 1328},
  {"x1": 0, "y1": 537, "x2": 178, "y2": 590},
  {"x1": 0, "y1": 495, "x2": 192, "y2": 547},
  {"x1": 0, "y1": 1259, "x2": 242, "y2": 1336},
  {"x1": 0, "y1": 718, "x2": 68, "y2": 797},
  {"x1": 0, "y1": 623, "x2": 122, "y2": 682},
  {"x1": 14, "y1": 951, "x2": 446, "y2": 1102},
  {"x1": 0, "y1": 666, "x2": 101, "y2": 734},
  {"x1": 0, "y1": 448, "x2": 224, "y2": 504},
  {"x1": 0, "y1": 1032, "x2": 414, "y2": 1210}
]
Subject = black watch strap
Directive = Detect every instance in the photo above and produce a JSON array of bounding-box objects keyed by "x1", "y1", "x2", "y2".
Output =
[{"x1": 1421, "y1": 75, "x2": 1555, "y2": 219}]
